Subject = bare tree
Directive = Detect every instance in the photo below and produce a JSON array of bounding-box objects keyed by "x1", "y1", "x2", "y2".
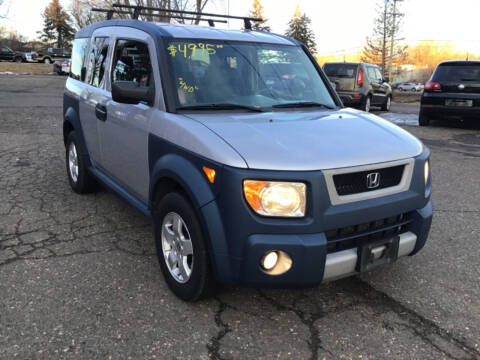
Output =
[
  {"x1": 70, "y1": 0, "x2": 210, "y2": 29},
  {"x1": 362, "y1": 0, "x2": 406, "y2": 78}
]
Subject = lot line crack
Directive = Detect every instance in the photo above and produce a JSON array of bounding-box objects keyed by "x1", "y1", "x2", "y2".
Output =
[
  {"x1": 207, "y1": 297, "x2": 231, "y2": 360},
  {"x1": 257, "y1": 290, "x2": 335, "y2": 359}
]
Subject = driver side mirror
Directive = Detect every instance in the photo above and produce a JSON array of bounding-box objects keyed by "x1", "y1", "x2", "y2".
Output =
[
  {"x1": 112, "y1": 81, "x2": 155, "y2": 106},
  {"x1": 383, "y1": 77, "x2": 390, "y2": 84}
]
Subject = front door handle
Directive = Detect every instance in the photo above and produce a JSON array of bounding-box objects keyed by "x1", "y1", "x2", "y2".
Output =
[{"x1": 95, "y1": 104, "x2": 107, "y2": 121}]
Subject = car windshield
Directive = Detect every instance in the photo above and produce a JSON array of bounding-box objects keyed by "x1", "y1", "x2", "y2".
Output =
[{"x1": 166, "y1": 40, "x2": 336, "y2": 110}]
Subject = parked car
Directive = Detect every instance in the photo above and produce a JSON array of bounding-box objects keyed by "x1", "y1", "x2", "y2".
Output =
[
  {"x1": 323, "y1": 62, "x2": 392, "y2": 112},
  {"x1": 27, "y1": 47, "x2": 71, "y2": 64},
  {"x1": 53, "y1": 60, "x2": 64, "y2": 75},
  {"x1": 61, "y1": 59, "x2": 71, "y2": 75},
  {"x1": 0, "y1": 45, "x2": 26, "y2": 62},
  {"x1": 64, "y1": 17, "x2": 432, "y2": 301},
  {"x1": 398, "y1": 82, "x2": 423, "y2": 92},
  {"x1": 420, "y1": 60, "x2": 480, "y2": 126}
]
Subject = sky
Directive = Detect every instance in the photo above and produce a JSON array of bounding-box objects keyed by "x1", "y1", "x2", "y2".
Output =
[{"x1": 1, "y1": 0, "x2": 479, "y2": 55}]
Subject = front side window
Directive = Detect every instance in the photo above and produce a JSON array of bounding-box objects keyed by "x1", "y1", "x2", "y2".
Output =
[
  {"x1": 86, "y1": 37, "x2": 110, "y2": 88},
  {"x1": 111, "y1": 40, "x2": 152, "y2": 87},
  {"x1": 70, "y1": 38, "x2": 89, "y2": 81},
  {"x1": 166, "y1": 40, "x2": 336, "y2": 110}
]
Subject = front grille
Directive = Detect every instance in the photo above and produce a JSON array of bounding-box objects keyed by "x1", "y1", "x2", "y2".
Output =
[
  {"x1": 333, "y1": 165, "x2": 404, "y2": 196},
  {"x1": 325, "y1": 213, "x2": 411, "y2": 253}
]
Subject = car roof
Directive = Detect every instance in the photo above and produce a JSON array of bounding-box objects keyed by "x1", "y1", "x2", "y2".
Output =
[
  {"x1": 75, "y1": 19, "x2": 298, "y2": 46},
  {"x1": 438, "y1": 60, "x2": 480, "y2": 66},
  {"x1": 323, "y1": 62, "x2": 378, "y2": 67}
]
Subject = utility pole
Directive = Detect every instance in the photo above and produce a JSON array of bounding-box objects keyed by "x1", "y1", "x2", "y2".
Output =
[{"x1": 388, "y1": 0, "x2": 403, "y2": 82}]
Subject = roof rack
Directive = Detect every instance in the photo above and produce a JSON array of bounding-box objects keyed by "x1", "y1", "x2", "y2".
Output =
[
  {"x1": 91, "y1": 3, "x2": 262, "y2": 29},
  {"x1": 91, "y1": 8, "x2": 227, "y2": 26}
]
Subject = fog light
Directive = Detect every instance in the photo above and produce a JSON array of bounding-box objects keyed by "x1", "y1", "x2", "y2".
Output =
[
  {"x1": 261, "y1": 251, "x2": 278, "y2": 270},
  {"x1": 260, "y1": 250, "x2": 292, "y2": 275}
]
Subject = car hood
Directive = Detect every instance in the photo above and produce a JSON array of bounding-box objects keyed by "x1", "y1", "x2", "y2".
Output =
[{"x1": 183, "y1": 108, "x2": 423, "y2": 171}]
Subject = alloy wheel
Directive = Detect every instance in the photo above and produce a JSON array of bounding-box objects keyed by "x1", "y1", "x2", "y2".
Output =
[{"x1": 161, "y1": 212, "x2": 194, "y2": 283}]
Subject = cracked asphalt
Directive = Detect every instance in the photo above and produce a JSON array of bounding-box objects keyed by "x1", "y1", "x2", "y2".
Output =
[{"x1": 1, "y1": 75, "x2": 479, "y2": 359}]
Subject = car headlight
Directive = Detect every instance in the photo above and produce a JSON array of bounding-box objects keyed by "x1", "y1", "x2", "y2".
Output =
[
  {"x1": 424, "y1": 160, "x2": 430, "y2": 185},
  {"x1": 243, "y1": 180, "x2": 306, "y2": 217}
]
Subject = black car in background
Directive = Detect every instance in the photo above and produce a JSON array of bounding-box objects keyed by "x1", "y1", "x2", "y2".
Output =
[
  {"x1": 28, "y1": 48, "x2": 71, "y2": 64},
  {"x1": 323, "y1": 62, "x2": 392, "y2": 112},
  {"x1": 0, "y1": 45, "x2": 26, "y2": 62},
  {"x1": 420, "y1": 60, "x2": 480, "y2": 126}
]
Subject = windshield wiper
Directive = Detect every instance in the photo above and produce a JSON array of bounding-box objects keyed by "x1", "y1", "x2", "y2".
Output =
[
  {"x1": 177, "y1": 103, "x2": 264, "y2": 112},
  {"x1": 272, "y1": 101, "x2": 335, "y2": 110}
]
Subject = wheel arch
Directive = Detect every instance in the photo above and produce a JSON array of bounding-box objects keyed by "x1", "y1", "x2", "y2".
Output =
[
  {"x1": 63, "y1": 99, "x2": 91, "y2": 166},
  {"x1": 149, "y1": 153, "x2": 231, "y2": 282}
]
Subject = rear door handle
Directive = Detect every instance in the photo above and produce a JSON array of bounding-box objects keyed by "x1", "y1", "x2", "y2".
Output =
[{"x1": 95, "y1": 104, "x2": 107, "y2": 121}]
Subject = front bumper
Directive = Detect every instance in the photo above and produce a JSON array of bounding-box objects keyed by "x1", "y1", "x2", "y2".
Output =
[
  {"x1": 240, "y1": 201, "x2": 431, "y2": 286},
  {"x1": 200, "y1": 149, "x2": 432, "y2": 287}
]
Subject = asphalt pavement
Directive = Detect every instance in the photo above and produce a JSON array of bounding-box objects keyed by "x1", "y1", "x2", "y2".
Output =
[{"x1": 1, "y1": 75, "x2": 479, "y2": 359}]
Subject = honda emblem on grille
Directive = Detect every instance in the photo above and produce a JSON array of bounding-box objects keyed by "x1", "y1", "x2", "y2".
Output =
[
  {"x1": 458, "y1": 84, "x2": 465, "y2": 90},
  {"x1": 366, "y1": 172, "x2": 381, "y2": 189}
]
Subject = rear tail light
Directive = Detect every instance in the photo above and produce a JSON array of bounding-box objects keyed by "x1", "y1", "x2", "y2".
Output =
[
  {"x1": 356, "y1": 69, "x2": 364, "y2": 87},
  {"x1": 424, "y1": 81, "x2": 441, "y2": 91}
]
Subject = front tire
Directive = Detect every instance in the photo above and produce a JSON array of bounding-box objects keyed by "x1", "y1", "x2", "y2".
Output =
[
  {"x1": 43, "y1": 58, "x2": 51, "y2": 64},
  {"x1": 65, "y1": 132, "x2": 96, "y2": 193},
  {"x1": 153, "y1": 192, "x2": 214, "y2": 301}
]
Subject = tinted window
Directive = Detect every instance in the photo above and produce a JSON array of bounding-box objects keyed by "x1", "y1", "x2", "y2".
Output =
[
  {"x1": 70, "y1": 38, "x2": 89, "y2": 81},
  {"x1": 86, "y1": 37, "x2": 110, "y2": 88},
  {"x1": 167, "y1": 40, "x2": 335, "y2": 109},
  {"x1": 433, "y1": 63, "x2": 480, "y2": 82},
  {"x1": 323, "y1": 64, "x2": 358, "y2": 78},
  {"x1": 111, "y1": 40, "x2": 152, "y2": 87}
]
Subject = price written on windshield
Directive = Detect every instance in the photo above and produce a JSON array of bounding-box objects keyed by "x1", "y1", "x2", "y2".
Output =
[
  {"x1": 168, "y1": 43, "x2": 223, "y2": 58},
  {"x1": 178, "y1": 77, "x2": 199, "y2": 93}
]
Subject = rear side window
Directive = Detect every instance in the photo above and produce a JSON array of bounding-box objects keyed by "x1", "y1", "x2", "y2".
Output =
[
  {"x1": 323, "y1": 64, "x2": 357, "y2": 78},
  {"x1": 433, "y1": 63, "x2": 480, "y2": 82},
  {"x1": 70, "y1": 38, "x2": 89, "y2": 81},
  {"x1": 111, "y1": 40, "x2": 152, "y2": 87},
  {"x1": 86, "y1": 37, "x2": 110, "y2": 88},
  {"x1": 367, "y1": 67, "x2": 377, "y2": 80}
]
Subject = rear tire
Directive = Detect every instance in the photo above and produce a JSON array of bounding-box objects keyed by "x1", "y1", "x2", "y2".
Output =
[
  {"x1": 419, "y1": 112, "x2": 431, "y2": 126},
  {"x1": 14, "y1": 57, "x2": 23, "y2": 63},
  {"x1": 43, "y1": 58, "x2": 51, "y2": 64},
  {"x1": 381, "y1": 95, "x2": 392, "y2": 111},
  {"x1": 65, "y1": 132, "x2": 96, "y2": 193},
  {"x1": 361, "y1": 95, "x2": 372, "y2": 112},
  {"x1": 153, "y1": 192, "x2": 215, "y2": 301}
]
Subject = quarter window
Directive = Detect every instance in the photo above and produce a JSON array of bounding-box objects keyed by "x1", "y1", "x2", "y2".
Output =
[
  {"x1": 111, "y1": 40, "x2": 152, "y2": 87},
  {"x1": 367, "y1": 67, "x2": 377, "y2": 81},
  {"x1": 86, "y1": 37, "x2": 110, "y2": 88}
]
